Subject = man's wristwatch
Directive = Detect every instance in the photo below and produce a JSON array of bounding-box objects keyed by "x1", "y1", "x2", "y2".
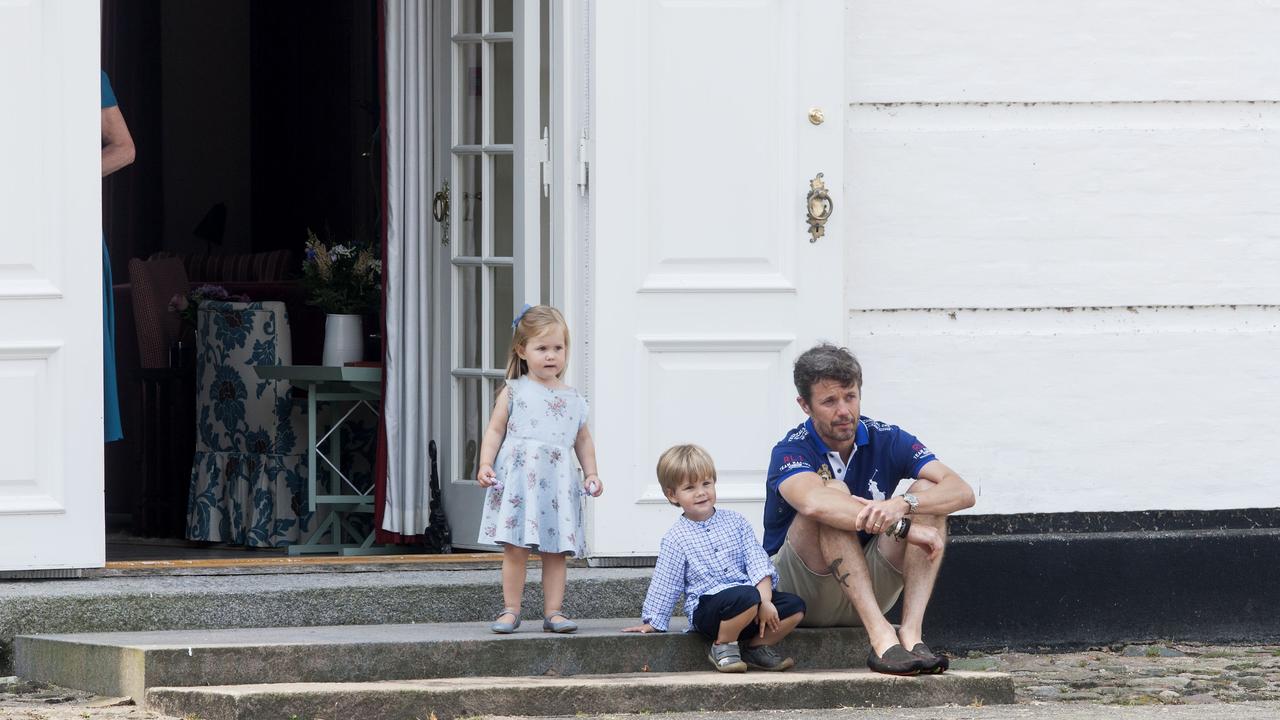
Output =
[{"x1": 902, "y1": 493, "x2": 919, "y2": 514}]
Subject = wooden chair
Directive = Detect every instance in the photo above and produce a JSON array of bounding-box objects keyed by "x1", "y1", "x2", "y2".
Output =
[{"x1": 126, "y1": 257, "x2": 194, "y2": 537}]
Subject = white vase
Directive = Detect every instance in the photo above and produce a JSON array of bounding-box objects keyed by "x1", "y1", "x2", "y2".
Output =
[{"x1": 322, "y1": 314, "x2": 363, "y2": 366}]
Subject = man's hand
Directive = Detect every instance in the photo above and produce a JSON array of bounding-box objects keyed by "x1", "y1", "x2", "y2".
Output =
[
  {"x1": 905, "y1": 523, "x2": 943, "y2": 560},
  {"x1": 756, "y1": 600, "x2": 781, "y2": 637},
  {"x1": 855, "y1": 497, "x2": 908, "y2": 534},
  {"x1": 622, "y1": 623, "x2": 658, "y2": 633}
]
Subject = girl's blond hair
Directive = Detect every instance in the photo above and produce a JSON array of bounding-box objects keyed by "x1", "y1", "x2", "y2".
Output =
[{"x1": 506, "y1": 305, "x2": 571, "y2": 379}]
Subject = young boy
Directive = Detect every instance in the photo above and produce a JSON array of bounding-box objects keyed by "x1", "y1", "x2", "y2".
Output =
[{"x1": 623, "y1": 444, "x2": 806, "y2": 672}]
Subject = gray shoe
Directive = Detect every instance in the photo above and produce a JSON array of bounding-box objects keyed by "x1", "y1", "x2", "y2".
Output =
[
  {"x1": 741, "y1": 643, "x2": 795, "y2": 671},
  {"x1": 491, "y1": 608, "x2": 521, "y2": 634},
  {"x1": 542, "y1": 613, "x2": 578, "y2": 633},
  {"x1": 708, "y1": 641, "x2": 748, "y2": 672}
]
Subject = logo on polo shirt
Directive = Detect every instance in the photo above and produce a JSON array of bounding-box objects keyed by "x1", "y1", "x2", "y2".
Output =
[
  {"x1": 788, "y1": 427, "x2": 809, "y2": 442},
  {"x1": 779, "y1": 455, "x2": 810, "y2": 473},
  {"x1": 817, "y1": 464, "x2": 833, "y2": 482},
  {"x1": 911, "y1": 442, "x2": 932, "y2": 461}
]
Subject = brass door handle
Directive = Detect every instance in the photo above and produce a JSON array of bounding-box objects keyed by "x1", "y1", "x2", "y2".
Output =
[
  {"x1": 432, "y1": 180, "x2": 450, "y2": 245},
  {"x1": 806, "y1": 173, "x2": 832, "y2": 242}
]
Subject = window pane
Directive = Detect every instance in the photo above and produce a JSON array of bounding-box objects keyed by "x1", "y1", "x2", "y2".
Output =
[
  {"x1": 456, "y1": 265, "x2": 482, "y2": 369},
  {"x1": 457, "y1": 42, "x2": 482, "y2": 146},
  {"x1": 492, "y1": 0, "x2": 512, "y2": 33},
  {"x1": 455, "y1": 153, "x2": 482, "y2": 257},
  {"x1": 491, "y1": 41, "x2": 513, "y2": 146},
  {"x1": 459, "y1": 0, "x2": 481, "y2": 34},
  {"x1": 492, "y1": 153, "x2": 514, "y2": 258},
  {"x1": 457, "y1": 377, "x2": 483, "y2": 482},
  {"x1": 492, "y1": 265, "x2": 513, "y2": 369}
]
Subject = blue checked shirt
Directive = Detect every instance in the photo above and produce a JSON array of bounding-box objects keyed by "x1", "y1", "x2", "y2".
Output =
[{"x1": 640, "y1": 508, "x2": 780, "y2": 632}]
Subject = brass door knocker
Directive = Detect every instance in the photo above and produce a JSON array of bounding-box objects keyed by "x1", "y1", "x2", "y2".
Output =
[{"x1": 806, "y1": 173, "x2": 833, "y2": 242}]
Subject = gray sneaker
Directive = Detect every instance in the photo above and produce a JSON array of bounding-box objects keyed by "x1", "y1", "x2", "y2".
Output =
[
  {"x1": 741, "y1": 643, "x2": 795, "y2": 671},
  {"x1": 708, "y1": 641, "x2": 748, "y2": 672}
]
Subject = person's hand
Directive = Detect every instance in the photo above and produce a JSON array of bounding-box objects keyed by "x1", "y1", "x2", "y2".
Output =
[
  {"x1": 905, "y1": 523, "x2": 943, "y2": 560},
  {"x1": 477, "y1": 464, "x2": 498, "y2": 487},
  {"x1": 855, "y1": 497, "x2": 907, "y2": 534},
  {"x1": 583, "y1": 474, "x2": 604, "y2": 497},
  {"x1": 756, "y1": 601, "x2": 781, "y2": 637},
  {"x1": 622, "y1": 622, "x2": 657, "y2": 633}
]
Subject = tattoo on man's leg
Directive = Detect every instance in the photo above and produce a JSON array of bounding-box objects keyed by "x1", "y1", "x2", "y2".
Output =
[{"x1": 825, "y1": 557, "x2": 851, "y2": 588}]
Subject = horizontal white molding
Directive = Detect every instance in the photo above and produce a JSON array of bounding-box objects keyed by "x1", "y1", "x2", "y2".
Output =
[
  {"x1": 0, "y1": 343, "x2": 61, "y2": 359},
  {"x1": 638, "y1": 273, "x2": 796, "y2": 294},
  {"x1": 637, "y1": 482, "x2": 764, "y2": 505},
  {"x1": 0, "y1": 495, "x2": 64, "y2": 515},
  {"x1": 848, "y1": 305, "x2": 1280, "y2": 336},
  {"x1": 847, "y1": 101, "x2": 1280, "y2": 132},
  {"x1": 639, "y1": 335, "x2": 794, "y2": 353}
]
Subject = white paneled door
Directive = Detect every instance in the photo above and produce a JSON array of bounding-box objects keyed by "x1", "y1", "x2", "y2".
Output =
[
  {"x1": 0, "y1": 2, "x2": 105, "y2": 571},
  {"x1": 589, "y1": 1, "x2": 846, "y2": 556}
]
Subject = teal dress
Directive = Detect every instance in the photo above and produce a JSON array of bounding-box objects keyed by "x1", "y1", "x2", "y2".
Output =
[{"x1": 102, "y1": 71, "x2": 123, "y2": 442}]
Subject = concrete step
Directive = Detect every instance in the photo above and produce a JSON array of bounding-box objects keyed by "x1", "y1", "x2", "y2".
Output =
[
  {"x1": 146, "y1": 670, "x2": 1015, "y2": 720},
  {"x1": 0, "y1": 566, "x2": 651, "y2": 674},
  {"x1": 17, "y1": 618, "x2": 878, "y2": 701}
]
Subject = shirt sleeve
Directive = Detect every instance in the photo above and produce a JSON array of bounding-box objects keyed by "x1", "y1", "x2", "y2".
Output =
[
  {"x1": 767, "y1": 441, "x2": 817, "y2": 493},
  {"x1": 737, "y1": 514, "x2": 779, "y2": 589},
  {"x1": 892, "y1": 426, "x2": 937, "y2": 479},
  {"x1": 577, "y1": 390, "x2": 590, "y2": 428},
  {"x1": 640, "y1": 535, "x2": 686, "y2": 631},
  {"x1": 101, "y1": 71, "x2": 117, "y2": 109}
]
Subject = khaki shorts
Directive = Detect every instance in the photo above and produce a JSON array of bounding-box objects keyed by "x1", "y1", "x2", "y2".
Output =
[{"x1": 772, "y1": 535, "x2": 904, "y2": 627}]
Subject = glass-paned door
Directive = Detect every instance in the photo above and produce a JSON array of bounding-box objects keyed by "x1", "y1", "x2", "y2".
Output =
[{"x1": 445, "y1": 0, "x2": 543, "y2": 548}]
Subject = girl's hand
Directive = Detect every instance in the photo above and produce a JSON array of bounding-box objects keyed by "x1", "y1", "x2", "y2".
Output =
[
  {"x1": 756, "y1": 601, "x2": 781, "y2": 636},
  {"x1": 622, "y1": 623, "x2": 657, "y2": 633},
  {"x1": 477, "y1": 464, "x2": 498, "y2": 487},
  {"x1": 583, "y1": 474, "x2": 604, "y2": 497}
]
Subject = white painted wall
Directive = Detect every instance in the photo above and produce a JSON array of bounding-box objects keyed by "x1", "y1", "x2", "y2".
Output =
[{"x1": 844, "y1": 1, "x2": 1280, "y2": 514}]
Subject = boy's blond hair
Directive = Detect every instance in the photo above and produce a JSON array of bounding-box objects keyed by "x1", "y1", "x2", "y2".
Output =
[{"x1": 656, "y1": 444, "x2": 717, "y2": 505}]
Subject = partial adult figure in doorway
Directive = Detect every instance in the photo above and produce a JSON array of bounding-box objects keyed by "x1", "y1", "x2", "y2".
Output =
[{"x1": 101, "y1": 70, "x2": 135, "y2": 442}]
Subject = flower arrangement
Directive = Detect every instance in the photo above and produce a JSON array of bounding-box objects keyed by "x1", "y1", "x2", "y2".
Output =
[
  {"x1": 169, "y1": 284, "x2": 250, "y2": 329},
  {"x1": 302, "y1": 229, "x2": 382, "y2": 315}
]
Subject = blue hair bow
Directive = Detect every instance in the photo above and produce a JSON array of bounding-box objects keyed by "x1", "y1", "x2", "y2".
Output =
[{"x1": 512, "y1": 303, "x2": 534, "y2": 329}]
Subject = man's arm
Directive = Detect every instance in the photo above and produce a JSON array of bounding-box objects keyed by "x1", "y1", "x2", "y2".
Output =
[
  {"x1": 778, "y1": 471, "x2": 869, "y2": 531},
  {"x1": 854, "y1": 460, "x2": 975, "y2": 532},
  {"x1": 911, "y1": 460, "x2": 975, "y2": 514}
]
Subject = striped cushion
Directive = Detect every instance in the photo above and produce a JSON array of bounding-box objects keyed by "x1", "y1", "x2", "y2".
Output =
[{"x1": 148, "y1": 250, "x2": 296, "y2": 282}]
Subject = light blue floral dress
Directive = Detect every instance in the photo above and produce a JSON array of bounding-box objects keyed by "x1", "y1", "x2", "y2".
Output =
[{"x1": 478, "y1": 376, "x2": 589, "y2": 556}]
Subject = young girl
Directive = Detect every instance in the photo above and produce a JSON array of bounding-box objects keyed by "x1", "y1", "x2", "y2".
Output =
[{"x1": 477, "y1": 305, "x2": 604, "y2": 634}]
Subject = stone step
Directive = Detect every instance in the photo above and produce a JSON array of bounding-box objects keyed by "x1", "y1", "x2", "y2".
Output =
[
  {"x1": 146, "y1": 670, "x2": 1015, "y2": 720},
  {"x1": 0, "y1": 566, "x2": 651, "y2": 674},
  {"x1": 17, "y1": 618, "x2": 878, "y2": 701}
]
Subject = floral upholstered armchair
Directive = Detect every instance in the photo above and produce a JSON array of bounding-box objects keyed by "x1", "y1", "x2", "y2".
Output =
[{"x1": 186, "y1": 300, "x2": 315, "y2": 547}]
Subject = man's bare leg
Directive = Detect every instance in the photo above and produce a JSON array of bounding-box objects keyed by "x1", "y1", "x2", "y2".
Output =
[
  {"x1": 786, "y1": 484, "x2": 900, "y2": 656},
  {"x1": 877, "y1": 478, "x2": 948, "y2": 649}
]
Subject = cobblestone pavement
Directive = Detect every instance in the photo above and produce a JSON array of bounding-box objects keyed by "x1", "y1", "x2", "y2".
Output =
[{"x1": 0, "y1": 643, "x2": 1276, "y2": 719}]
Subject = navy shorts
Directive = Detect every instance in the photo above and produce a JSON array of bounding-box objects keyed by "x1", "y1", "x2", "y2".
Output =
[{"x1": 691, "y1": 585, "x2": 805, "y2": 643}]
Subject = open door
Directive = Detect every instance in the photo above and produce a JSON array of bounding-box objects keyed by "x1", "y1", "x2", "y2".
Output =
[
  {"x1": 588, "y1": 1, "x2": 847, "y2": 556},
  {"x1": 0, "y1": 1, "x2": 105, "y2": 572},
  {"x1": 441, "y1": 0, "x2": 545, "y2": 549}
]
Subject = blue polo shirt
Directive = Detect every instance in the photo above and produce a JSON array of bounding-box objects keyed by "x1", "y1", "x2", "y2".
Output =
[{"x1": 762, "y1": 417, "x2": 937, "y2": 555}]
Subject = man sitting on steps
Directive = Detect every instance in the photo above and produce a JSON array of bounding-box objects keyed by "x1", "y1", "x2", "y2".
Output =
[{"x1": 763, "y1": 343, "x2": 976, "y2": 676}]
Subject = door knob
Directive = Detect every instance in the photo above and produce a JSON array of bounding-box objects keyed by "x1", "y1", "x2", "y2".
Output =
[{"x1": 806, "y1": 173, "x2": 832, "y2": 242}]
